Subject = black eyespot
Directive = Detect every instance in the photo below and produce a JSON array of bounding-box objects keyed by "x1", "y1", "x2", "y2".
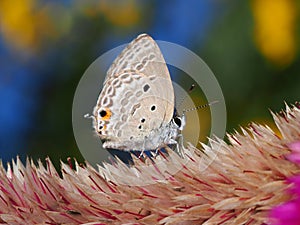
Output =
[
  {"x1": 141, "y1": 118, "x2": 145, "y2": 123},
  {"x1": 143, "y1": 84, "x2": 150, "y2": 92},
  {"x1": 99, "y1": 125, "x2": 103, "y2": 130},
  {"x1": 138, "y1": 125, "x2": 142, "y2": 129},
  {"x1": 99, "y1": 110, "x2": 107, "y2": 117},
  {"x1": 173, "y1": 117, "x2": 182, "y2": 127},
  {"x1": 151, "y1": 105, "x2": 156, "y2": 111}
]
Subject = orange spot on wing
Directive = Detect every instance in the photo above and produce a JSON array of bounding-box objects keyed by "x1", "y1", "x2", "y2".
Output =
[{"x1": 102, "y1": 108, "x2": 112, "y2": 121}]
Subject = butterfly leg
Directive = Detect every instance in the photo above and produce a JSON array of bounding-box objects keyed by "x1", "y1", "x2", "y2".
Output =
[
  {"x1": 153, "y1": 147, "x2": 162, "y2": 159},
  {"x1": 176, "y1": 134, "x2": 185, "y2": 158},
  {"x1": 138, "y1": 137, "x2": 147, "y2": 158},
  {"x1": 154, "y1": 147, "x2": 160, "y2": 155},
  {"x1": 138, "y1": 149, "x2": 144, "y2": 158}
]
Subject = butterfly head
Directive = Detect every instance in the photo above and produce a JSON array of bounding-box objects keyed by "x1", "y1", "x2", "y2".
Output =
[
  {"x1": 171, "y1": 107, "x2": 186, "y2": 130},
  {"x1": 172, "y1": 114, "x2": 186, "y2": 131}
]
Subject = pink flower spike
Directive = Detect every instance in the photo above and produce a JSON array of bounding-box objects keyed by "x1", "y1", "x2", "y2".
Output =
[
  {"x1": 270, "y1": 201, "x2": 300, "y2": 225},
  {"x1": 286, "y1": 141, "x2": 300, "y2": 164},
  {"x1": 288, "y1": 175, "x2": 300, "y2": 187},
  {"x1": 287, "y1": 153, "x2": 300, "y2": 164},
  {"x1": 287, "y1": 141, "x2": 300, "y2": 153},
  {"x1": 287, "y1": 175, "x2": 300, "y2": 196}
]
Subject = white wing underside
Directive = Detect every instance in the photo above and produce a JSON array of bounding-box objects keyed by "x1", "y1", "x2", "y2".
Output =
[{"x1": 94, "y1": 34, "x2": 175, "y2": 150}]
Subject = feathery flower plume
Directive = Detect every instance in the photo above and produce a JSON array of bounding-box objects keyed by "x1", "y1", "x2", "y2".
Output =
[{"x1": 0, "y1": 104, "x2": 299, "y2": 225}]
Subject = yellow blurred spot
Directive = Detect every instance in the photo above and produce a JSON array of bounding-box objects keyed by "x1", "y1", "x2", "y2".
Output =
[
  {"x1": 0, "y1": 0, "x2": 56, "y2": 52},
  {"x1": 99, "y1": 0, "x2": 140, "y2": 27},
  {"x1": 252, "y1": 0, "x2": 297, "y2": 67}
]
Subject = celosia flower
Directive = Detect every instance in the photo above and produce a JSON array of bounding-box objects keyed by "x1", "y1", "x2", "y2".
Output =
[{"x1": 0, "y1": 104, "x2": 299, "y2": 225}]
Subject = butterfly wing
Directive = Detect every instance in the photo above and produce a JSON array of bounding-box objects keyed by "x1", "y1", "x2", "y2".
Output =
[
  {"x1": 105, "y1": 34, "x2": 171, "y2": 83},
  {"x1": 94, "y1": 34, "x2": 174, "y2": 150}
]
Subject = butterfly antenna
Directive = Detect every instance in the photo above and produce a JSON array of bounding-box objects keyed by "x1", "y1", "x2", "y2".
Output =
[
  {"x1": 177, "y1": 84, "x2": 196, "y2": 113},
  {"x1": 183, "y1": 100, "x2": 219, "y2": 115}
]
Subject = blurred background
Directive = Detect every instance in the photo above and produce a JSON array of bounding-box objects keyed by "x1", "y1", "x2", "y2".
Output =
[{"x1": 0, "y1": 0, "x2": 299, "y2": 169}]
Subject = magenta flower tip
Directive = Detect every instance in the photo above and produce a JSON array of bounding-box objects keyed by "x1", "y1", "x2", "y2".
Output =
[
  {"x1": 270, "y1": 201, "x2": 300, "y2": 225},
  {"x1": 287, "y1": 141, "x2": 300, "y2": 164},
  {"x1": 288, "y1": 141, "x2": 300, "y2": 153}
]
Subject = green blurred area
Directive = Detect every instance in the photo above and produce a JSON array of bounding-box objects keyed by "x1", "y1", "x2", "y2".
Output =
[
  {"x1": 0, "y1": 0, "x2": 299, "y2": 169},
  {"x1": 202, "y1": 1, "x2": 300, "y2": 132}
]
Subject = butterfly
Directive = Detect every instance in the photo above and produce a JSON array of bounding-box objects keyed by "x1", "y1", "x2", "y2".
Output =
[{"x1": 92, "y1": 34, "x2": 185, "y2": 155}]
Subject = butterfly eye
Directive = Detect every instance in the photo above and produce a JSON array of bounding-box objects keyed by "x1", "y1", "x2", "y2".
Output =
[{"x1": 173, "y1": 117, "x2": 182, "y2": 127}]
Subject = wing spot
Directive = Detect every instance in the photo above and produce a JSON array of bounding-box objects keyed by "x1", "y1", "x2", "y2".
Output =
[
  {"x1": 143, "y1": 84, "x2": 150, "y2": 92},
  {"x1": 149, "y1": 75, "x2": 156, "y2": 81},
  {"x1": 131, "y1": 103, "x2": 141, "y2": 115},
  {"x1": 151, "y1": 105, "x2": 156, "y2": 111},
  {"x1": 117, "y1": 130, "x2": 122, "y2": 137},
  {"x1": 135, "y1": 47, "x2": 141, "y2": 52},
  {"x1": 149, "y1": 54, "x2": 155, "y2": 61},
  {"x1": 120, "y1": 73, "x2": 129, "y2": 80},
  {"x1": 135, "y1": 63, "x2": 143, "y2": 71},
  {"x1": 99, "y1": 108, "x2": 112, "y2": 120},
  {"x1": 121, "y1": 98, "x2": 128, "y2": 106},
  {"x1": 121, "y1": 115, "x2": 128, "y2": 122},
  {"x1": 136, "y1": 91, "x2": 143, "y2": 97},
  {"x1": 125, "y1": 91, "x2": 133, "y2": 98},
  {"x1": 106, "y1": 86, "x2": 114, "y2": 96},
  {"x1": 144, "y1": 42, "x2": 151, "y2": 48},
  {"x1": 112, "y1": 79, "x2": 121, "y2": 87},
  {"x1": 142, "y1": 59, "x2": 147, "y2": 65},
  {"x1": 121, "y1": 62, "x2": 128, "y2": 69},
  {"x1": 98, "y1": 124, "x2": 106, "y2": 131},
  {"x1": 141, "y1": 118, "x2": 145, "y2": 123},
  {"x1": 128, "y1": 53, "x2": 134, "y2": 60},
  {"x1": 114, "y1": 123, "x2": 121, "y2": 130},
  {"x1": 120, "y1": 107, "x2": 126, "y2": 113},
  {"x1": 100, "y1": 110, "x2": 107, "y2": 117},
  {"x1": 101, "y1": 97, "x2": 108, "y2": 106}
]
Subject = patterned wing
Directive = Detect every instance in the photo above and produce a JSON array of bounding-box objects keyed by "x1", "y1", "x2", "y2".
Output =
[
  {"x1": 105, "y1": 34, "x2": 171, "y2": 83},
  {"x1": 94, "y1": 34, "x2": 174, "y2": 150}
]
